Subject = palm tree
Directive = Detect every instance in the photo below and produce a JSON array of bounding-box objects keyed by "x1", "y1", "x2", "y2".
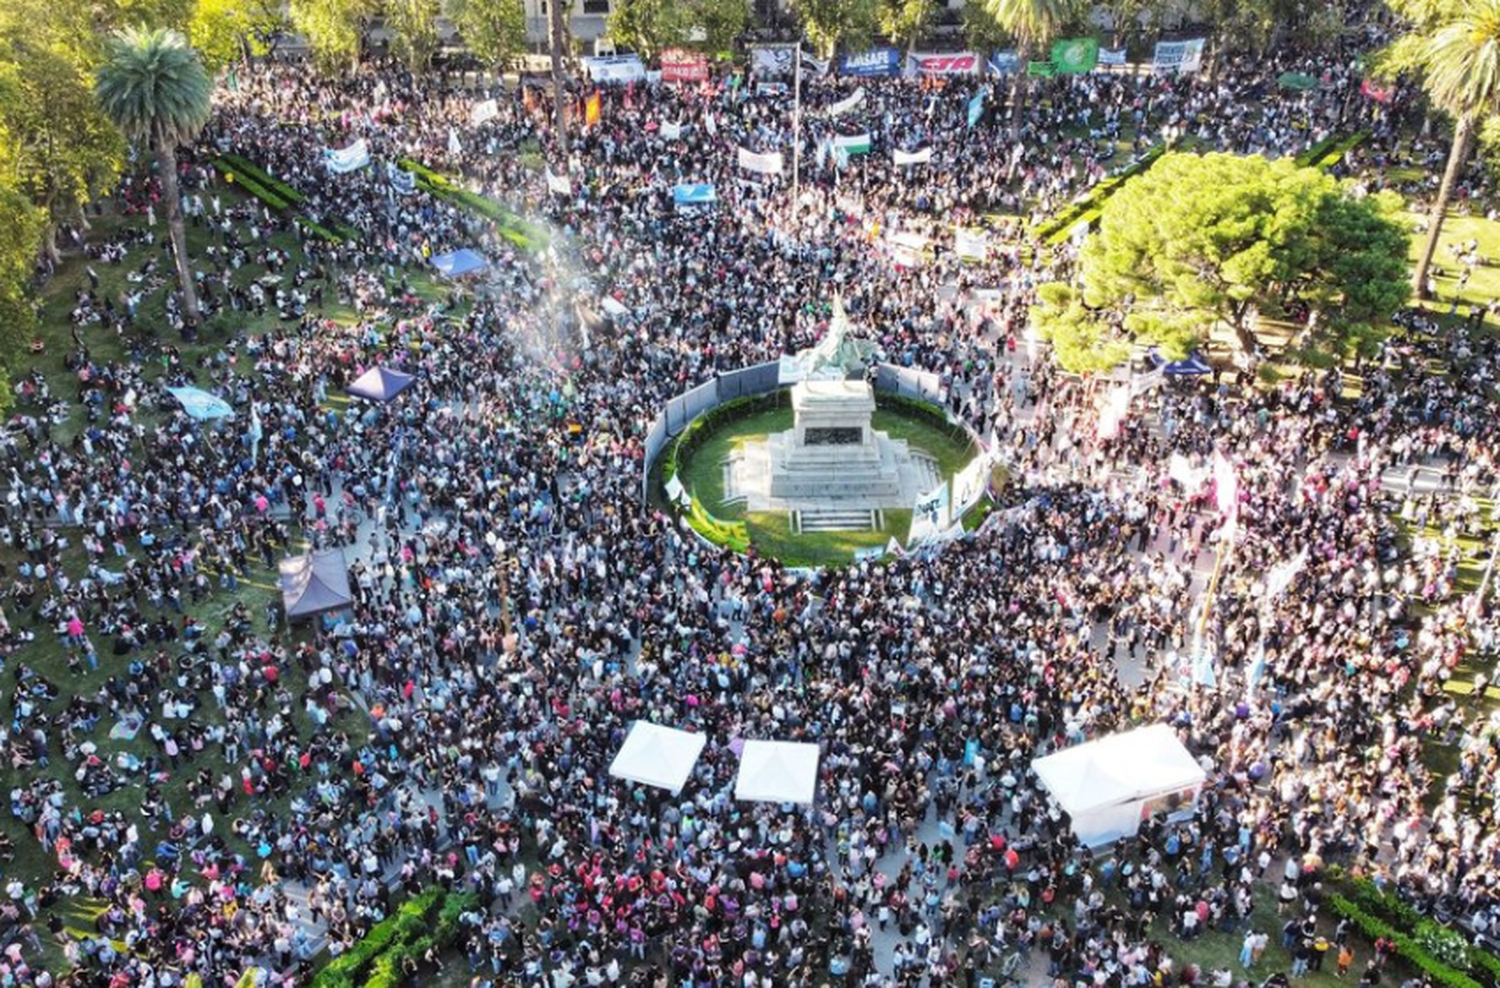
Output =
[
  {"x1": 983, "y1": 0, "x2": 1074, "y2": 138},
  {"x1": 95, "y1": 27, "x2": 213, "y2": 334},
  {"x1": 1395, "y1": 0, "x2": 1500, "y2": 298}
]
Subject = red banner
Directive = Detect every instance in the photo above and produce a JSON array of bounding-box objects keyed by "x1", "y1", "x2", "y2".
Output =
[
  {"x1": 909, "y1": 51, "x2": 981, "y2": 76},
  {"x1": 661, "y1": 49, "x2": 709, "y2": 83}
]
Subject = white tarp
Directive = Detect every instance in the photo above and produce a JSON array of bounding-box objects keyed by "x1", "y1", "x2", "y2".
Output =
[
  {"x1": 735, "y1": 740, "x2": 820, "y2": 804},
  {"x1": 609, "y1": 721, "x2": 707, "y2": 795},
  {"x1": 1031, "y1": 723, "x2": 1208, "y2": 846}
]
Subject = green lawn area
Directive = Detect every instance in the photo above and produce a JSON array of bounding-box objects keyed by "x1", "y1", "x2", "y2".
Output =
[
  {"x1": 678, "y1": 401, "x2": 977, "y2": 567},
  {"x1": 1406, "y1": 210, "x2": 1500, "y2": 333}
]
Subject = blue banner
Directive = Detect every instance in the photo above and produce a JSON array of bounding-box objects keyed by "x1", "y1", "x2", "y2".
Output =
[
  {"x1": 988, "y1": 50, "x2": 1020, "y2": 76},
  {"x1": 840, "y1": 47, "x2": 902, "y2": 77},
  {"x1": 967, "y1": 88, "x2": 986, "y2": 128},
  {"x1": 672, "y1": 183, "x2": 717, "y2": 206}
]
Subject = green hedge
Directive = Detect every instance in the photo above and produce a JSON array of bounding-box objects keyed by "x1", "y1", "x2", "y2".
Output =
[
  {"x1": 1344, "y1": 880, "x2": 1499, "y2": 987},
  {"x1": 874, "y1": 390, "x2": 971, "y2": 447},
  {"x1": 308, "y1": 888, "x2": 448, "y2": 988},
  {"x1": 397, "y1": 158, "x2": 550, "y2": 253},
  {"x1": 662, "y1": 391, "x2": 784, "y2": 487},
  {"x1": 1295, "y1": 132, "x2": 1368, "y2": 171},
  {"x1": 220, "y1": 153, "x2": 307, "y2": 205},
  {"x1": 1329, "y1": 893, "x2": 1486, "y2": 988},
  {"x1": 1033, "y1": 143, "x2": 1168, "y2": 246},
  {"x1": 213, "y1": 159, "x2": 289, "y2": 211}
]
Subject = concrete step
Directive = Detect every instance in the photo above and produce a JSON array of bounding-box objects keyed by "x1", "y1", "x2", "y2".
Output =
[{"x1": 796, "y1": 509, "x2": 879, "y2": 532}]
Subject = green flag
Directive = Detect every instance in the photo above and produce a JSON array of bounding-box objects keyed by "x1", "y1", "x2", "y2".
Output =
[
  {"x1": 1050, "y1": 37, "x2": 1099, "y2": 74},
  {"x1": 1027, "y1": 60, "x2": 1056, "y2": 77}
]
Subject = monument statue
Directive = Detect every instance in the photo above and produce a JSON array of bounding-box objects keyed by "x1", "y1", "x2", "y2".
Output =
[{"x1": 799, "y1": 297, "x2": 880, "y2": 381}]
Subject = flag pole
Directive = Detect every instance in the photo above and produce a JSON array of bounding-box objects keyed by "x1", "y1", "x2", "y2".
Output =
[{"x1": 792, "y1": 43, "x2": 802, "y2": 209}]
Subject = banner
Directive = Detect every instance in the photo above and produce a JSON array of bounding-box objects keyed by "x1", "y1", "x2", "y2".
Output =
[
  {"x1": 448, "y1": 127, "x2": 463, "y2": 155},
  {"x1": 840, "y1": 47, "x2": 902, "y2": 77},
  {"x1": 1152, "y1": 38, "x2": 1205, "y2": 73},
  {"x1": 888, "y1": 231, "x2": 930, "y2": 267},
  {"x1": 750, "y1": 45, "x2": 794, "y2": 75},
  {"x1": 661, "y1": 49, "x2": 709, "y2": 83},
  {"x1": 893, "y1": 146, "x2": 933, "y2": 166},
  {"x1": 908, "y1": 51, "x2": 981, "y2": 76},
  {"x1": 1099, "y1": 47, "x2": 1127, "y2": 66},
  {"x1": 471, "y1": 99, "x2": 499, "y2": 125},
  {"x1": 388, "y1": 162, "x2": 416, "y2": 195},
  {"x1": 660, "y1": 120, "x2": 685, "y2": 140},
  {"x1": 827, "y1": 88, "x2": 866, "y2": 116},
  {"x1": 324, "y1": 138, "x2": 370, "y2": 173},
  {"x1": 582, "y1": 55, "x2": 646, "y2": 84},
  {"x1": 755, "y1": 82, "x2": 788, "y2": 96},
  {"x1": 1051, "y1": 37, "x2": 1099, "y2": 74},
  {"x1": 738, "y1": 147, "x2": 784, "y2": 175},
  {"x1": 1096, "y1": 384, "x2": 1131, "y2": 440},
  {"x1": 832, "y1": 132, "x2": 871, "y2": 155},
  {"x1": 952, "y1": 456, "x2": 990, "y2": 516},
  {"x1": 967, "y1": 87, "x2": 987, "y2": 128},
  {"x1": 1028, "y1": 61, "x2": 1056, "y2": 77},
  {"x1": 954, "y1": 227, "x2": 988, "y2": 261},
  {"x1": 908, "y1": 481, "x2": 951, "y2": 544},
  {"x1": 988, "y1": 50, "x2": 1020, "y2": 75},
  {"x1": 801, "y1": 49, "x2": 831, "y2": 76},
  {"x1": 1168, "y1": 453, "x2": 1207, "y2": 493},
  {"x1": 584, "y1": 93, "x2": 601, "y2": 128},
  {"x1": 545, "y1": 170, "x2": 571, "y2": 196},
  {"x1": 672, "y1": 183, "x2": 716, "y2": 206}
]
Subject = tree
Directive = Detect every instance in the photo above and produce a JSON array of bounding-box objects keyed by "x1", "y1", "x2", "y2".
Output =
[
  {"x1": 879, "y1": 0, "x2": 934, "y2": 51},
  {"x1": 689, "y1": 0, "x2": 749, "y2": 58},
  {"x1": 1032, "y1": 152, "x2": 1411, "y2": 371},
  {"x1": 188, "y1": 0, "x2": 286, "y2": 71},
  {"x1": 1029, "y1": 283, "x2": 1131, "y2": 374},
  {"x1": 983, "y1": 0, "x2": 1074, "y2": 137},
  {"x1": 386, "y1": 0, "x2": 443, "y2": 72},
  {"x1": 791, "y1": 0, "x2": 879, "y2": 61},
  {"x1": 95, "y1": 27, "x2": 212, "y2": 333},
  {"x1": 1378, "y1": 0, "x2": 1500, "y2": 298},
  {"x1": 289, "y1": 0, "x2": 373, "y2": 74},
  {"x1": 446, "y1": 0, "x2": 526, "y2": 72},
  {"x1": 0, "y1": 126, "x2": 45, "y2": 414},
  {"x1": 606, "y1": 0, "x2": 685, "y2": 60}
]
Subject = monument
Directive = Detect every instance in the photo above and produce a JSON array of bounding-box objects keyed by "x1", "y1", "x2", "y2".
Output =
[{"x1": 728, "y1": 301, "x2": 940, "y2": 531}]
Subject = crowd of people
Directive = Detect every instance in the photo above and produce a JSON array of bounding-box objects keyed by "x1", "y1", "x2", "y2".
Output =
[{"x1": 1, "y1": 7, "x2": 1499, "y2": 988}]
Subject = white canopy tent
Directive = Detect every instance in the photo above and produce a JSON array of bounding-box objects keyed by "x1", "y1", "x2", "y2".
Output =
[
  {"x1": 735, "y1": 740, "x2": 821, "y2": 804},
  {"x1": 1031, "y1": 724, "x2": 1207, "y2": 847},
  {"x1": 608, "y1": 722, "x2": 707, "y2": 795}
]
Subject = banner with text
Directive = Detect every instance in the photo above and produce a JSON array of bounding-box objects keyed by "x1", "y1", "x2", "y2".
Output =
[
  {"x1": 893, "y1": 146, "x2": 933, "y2": 166},
  {"x1": 750, "y1": 46, "x2": 794, "y2": 75},
  {"x1": 582, "y1": 55, "x2": 646, "y2": 84},
  {"x1": 324, "y1": 139, "x2": 370, "y2": 173},
  {"x1": 840, "y1": 47, "x2": 902, "y2": 77},
  {"x1": 908, "y1": 51, "x2": 982, "y2": 76},
  {"x1": 909, "y1": 480, "x2": 951, "y2": 544},
  {"x1": 738, "y1": 147, "x2": 785, "y2": 175},
  {"x1": 661, "y1": 49, "x2": 709, "y2": 83},
  {"x1": 1152, "y1": 38, "x2": 1205, "y2": 73}
]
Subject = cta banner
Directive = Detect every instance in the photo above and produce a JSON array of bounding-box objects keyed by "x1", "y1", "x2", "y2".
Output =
[{"x1": 908, "y1": 51, "x2": 981, "y2": 76}]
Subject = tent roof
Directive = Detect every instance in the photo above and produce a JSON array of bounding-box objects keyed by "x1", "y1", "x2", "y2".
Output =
[
  {"x1": 430, "y1": 248, "x2": 488, "y2": 278},
  {"x1": 608, "y1": 721, "x2": 707, "y2": 795},
  {"x1": 347, "y1": 366, "x2": 416, "y2": 402},
  {"x1": 1032, "y1": 724, "x2": 1206, "y2": 815},
  {"x1": 1147, "y1": 348, "x2": 1213, "y2": 375},
  {"x1": 279, "y1": 549, "x2": 353, "y2": 619},
  {"x1": 735, "y1": 740, "x2": 820, "y2": 804}
]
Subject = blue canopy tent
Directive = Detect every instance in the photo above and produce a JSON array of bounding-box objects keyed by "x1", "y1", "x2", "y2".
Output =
[
  {"x1": 672, "y1": 184, "x2": 717, "y2": 208},
  {"x1": 1147, "y1": 349, "x2": 1213, "y2": 376},
  {"x1": 430, "y1": 248, "x2": 488, "y2": 278},
  {"x1": 165, "y1": 386, "x2": 234, "y2": 420},
  {"x1": 347, "y1": 366, "x2": 416, "y2": 402}
]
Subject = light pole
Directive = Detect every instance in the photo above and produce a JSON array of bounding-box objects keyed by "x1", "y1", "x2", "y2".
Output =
[{"x1": 791, "y1": 43, "x2": 802, "y2": 208}]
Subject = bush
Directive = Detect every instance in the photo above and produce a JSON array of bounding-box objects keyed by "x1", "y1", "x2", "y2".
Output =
[
  {"x1": 1345, "y1": 880, "x2": 1499, "y2": 986},
  {"x1": 662, "y1": 391, "x2": 784, "y2": 487},
  {"x1": 220, "y1": 153, "x2": 307, "y2": 205},
  {"x1": 874, "y1": 391, "x2": 971, "y2": 447},
  {"x1": 1033, "y1": 143, "x2": 1168, "y2": 245},
  {"x1": 398, "y1": 158, "x2": 549, "y2": 253},
  {"x1": 214, "y1": 160, "x2": 289, "y2": 211},
  {"x1": 1329, "y1": 894, "x2": 1486, "y2": 988}
]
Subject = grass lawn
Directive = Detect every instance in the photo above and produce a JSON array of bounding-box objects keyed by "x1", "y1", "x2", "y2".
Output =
[
  {"x1": 677, "y1": 401, "x2": 977, "y2": 567},
  {"x1": 1406, "y1": 210, "x2": 1500, "y2": 333}
]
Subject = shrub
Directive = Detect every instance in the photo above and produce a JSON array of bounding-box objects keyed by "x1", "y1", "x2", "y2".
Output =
[
  {"x1": 1329, "y1": 894, "x2": 1485, "y2": 988},
  {"x1": 220, "y1": 153, "x2": 307, "y2": 204},
  {"x1": 214, "y1": 160, "x2": 289, "y2": 211},
  {"x1": 1033, "y1": 143, "x2": 1168, "y2": 245},
  {"x1": 1345, "y1": 880, "x2": 1499, "y2": 986}
]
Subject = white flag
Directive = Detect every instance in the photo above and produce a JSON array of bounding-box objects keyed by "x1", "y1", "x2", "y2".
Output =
[
  {"x1": 827, "y1": 88, "x2": 865, "y2": 116},
  {"x1": 661, "y1": 120, "x2": 684, "y2": 140},
  {"x1": 704, "y1": 111, "x2": 718, "y2": 136},
  {"x1": 448, "y1": 127, "x2": 463, "y2": 156},
  {"x1": 471, "y1": 99, "x2": 499, "y2": 125},
  {"x1": 545, "y1": 169, "x2": 571, "y2": 196},
  {"x1": 893, "y1": 147, "x2": 933, "y2": 166}
]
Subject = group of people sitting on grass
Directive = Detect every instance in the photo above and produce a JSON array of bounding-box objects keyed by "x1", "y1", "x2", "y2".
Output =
[{"x1": 1, "y1": 5, "x2": 1500, "y2": 988}]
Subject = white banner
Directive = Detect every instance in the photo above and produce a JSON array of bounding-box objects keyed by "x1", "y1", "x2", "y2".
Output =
[
  {"x1": 801, "y1": 49, "x2": 830, "y2": 76},
  {"x1": 583, "y1": 55, "x2": 647, "y2": 84},
  {"x1": 908, "y1": 481, "x2": 951, "y2": 544},
  {"x1": 660, "y1": 120, "x2": 685, "y2": 140},
  {"x1": 324, "y1": 138, "x2": 370, "y2": 173},
  {"x1": 751, "y1": 46, "x2": 794, "y2": 75},
  {"x1": 952, "y1": 456, "x2": 990, "y2": 516},
  {"x1": 1168, "y1": 452, "x2": 1207, "y2": 493},
  {"x1": 888, "y1": 231, "x2": 930, "y2": 267},
  {"x1": 738, "y1": 147, "x2": 784, "y2": 175},
  {"x1": 827, "y1": 88, "x2": 866, "y2": 117},
  {"x1": 1098, "y1": 48, "x2": 1128, "y2": 66},
  {"x1": 1153, "y1": 38, "x2": 1205, "y2": 73},
  {"x1": 545, "y1": 169, "x2": 571, "y2": 196},
  {"x1": 388, "y1": 163, "x2": 417, "y2": 195},
  {"x1": 893, "y1": 146, "x2": 933, "y2": 166},
  {"x1": 448, "y1": 127, "x2": 463, "y2": 156},
  {"x1": 471, "y1": 99, "x2": 499, "y2": 125},
  {"x1": 954, "y1": 227, "x2": 988, "y2": 261}
]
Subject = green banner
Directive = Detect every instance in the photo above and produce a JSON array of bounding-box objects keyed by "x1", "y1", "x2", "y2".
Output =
[
  {"x1": 1050, "y1": 37, "x2": 1099, "y2": 74},
  {"x1": 1028, "y1": 60, "x2": 1057, "y2": 77}
]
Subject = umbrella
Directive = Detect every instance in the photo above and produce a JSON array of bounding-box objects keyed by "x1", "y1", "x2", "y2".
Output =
[
  {"x1": 347, "y1": 366, "x2": 416, "y2": 402},
  {"x1": 165, "y1": 386, "x2": 234, "y2": 420}
]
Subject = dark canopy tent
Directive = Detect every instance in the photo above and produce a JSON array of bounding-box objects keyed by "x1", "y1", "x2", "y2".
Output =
[
  {"x1": 1147, "y1": 348, "x2": 1213, "y2": 375},
  {"x1": 347, "y1": 366, "x2": 416, "y2": 402},
  {"x1": 279, "y1": 549, "x2": 353, "y2": 621}
]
